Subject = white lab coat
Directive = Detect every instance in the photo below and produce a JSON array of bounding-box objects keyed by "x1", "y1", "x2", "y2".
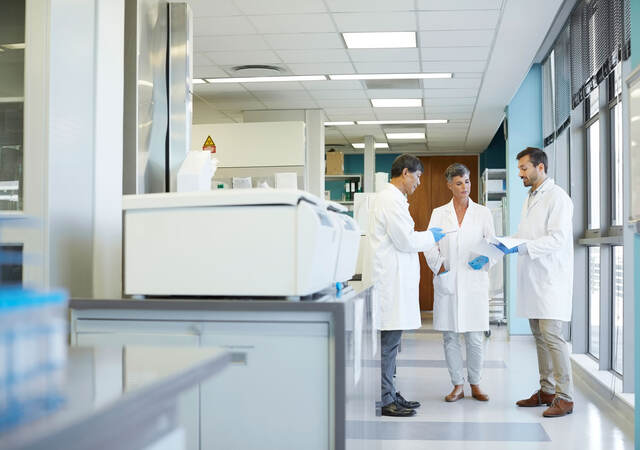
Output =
[
  {"x1": 369, "y1": 183, "x2": 436, "y2": 330},
  {"x1": 425, "y1": 199, "x2": 496, "y2": 332},
  {"x1": 514, "y1": 178, "x2": 574, "y2": 321}
]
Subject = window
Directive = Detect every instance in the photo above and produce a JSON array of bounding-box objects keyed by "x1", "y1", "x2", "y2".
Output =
[
  {"x1": 588, "y1": 246, "x2": 600, "y2": 359},
  {"x1": 587, "y1": 121, "x2": 600, "y2": 229},
  {"x1": 0, "y1": 0, "x2": 25, "y2": 211},
  {"x1": 612, "y1": 246, "x2": 623, "y2": 374},
  {"x1": 611, "y1": 102, "x2": 623, "y2": 226}
]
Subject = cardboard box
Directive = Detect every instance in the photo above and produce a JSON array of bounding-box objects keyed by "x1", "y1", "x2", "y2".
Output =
[{"x1": 325, "y1": 151, "x2": 344, "y2": 175}]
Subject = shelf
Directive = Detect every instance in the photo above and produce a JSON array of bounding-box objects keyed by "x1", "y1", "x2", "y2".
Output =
[
  {"x1": 482, "y1": 169, "x2": 506, "y2": 179},
  {"x1": 325, "y1": 174, "x2": 361, "y2": 180},
  {"x1": 338, "y1": 201, "x2": 354, "y2": 205}
]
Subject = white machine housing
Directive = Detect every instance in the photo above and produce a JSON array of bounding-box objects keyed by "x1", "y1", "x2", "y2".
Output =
[
  {"x1": 325, "y1": 202, "x2": 360, "y2": 283},
  {"x1": 123, "y1": 189, "x2": 339, "y2": 297}
]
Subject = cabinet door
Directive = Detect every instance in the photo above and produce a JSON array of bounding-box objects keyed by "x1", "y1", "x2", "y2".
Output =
[
  {"x1": 199, "y1": 321, "x2": 330, "y2": 450},
  {"x1": 74, "y1": 319, "x2": 200, "y2": 450}
]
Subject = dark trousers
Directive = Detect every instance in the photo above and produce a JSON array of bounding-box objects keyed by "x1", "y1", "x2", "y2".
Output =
[{"x1": 381, "y1": 330, "x2": 403, "y2": 406}]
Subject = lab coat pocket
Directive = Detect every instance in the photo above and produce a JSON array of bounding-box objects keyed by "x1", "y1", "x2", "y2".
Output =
[{"x1": 433, "y1": 271, "x2": 455, "y2": 296}]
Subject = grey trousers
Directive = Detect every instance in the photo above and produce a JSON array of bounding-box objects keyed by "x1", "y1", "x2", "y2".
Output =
[
  {"x1": 442, "y1": 331, "x2": 484, "y2": 385},
  {"x1": 381, "y1": 330, "x2": 403, "y2": 406},
  {"x1": 529, "y1": 319, "x2": 574, "y2": 401}
]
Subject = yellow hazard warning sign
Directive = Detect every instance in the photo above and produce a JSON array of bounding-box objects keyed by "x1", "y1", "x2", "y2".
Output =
[{"x1": 202, "y1": 135, "x2": 216, "y2": 153}]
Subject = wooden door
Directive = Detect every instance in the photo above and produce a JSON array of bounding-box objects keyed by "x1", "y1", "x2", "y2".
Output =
[{"x1": 407, "y1": 155, "x2": 479, "y2": 311}]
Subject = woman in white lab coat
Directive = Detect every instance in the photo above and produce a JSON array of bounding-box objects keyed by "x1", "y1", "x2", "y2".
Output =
[{"x1": 425, "y1": 163, "x2": 496, "y2": 402}]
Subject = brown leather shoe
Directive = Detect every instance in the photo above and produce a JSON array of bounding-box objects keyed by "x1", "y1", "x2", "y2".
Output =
[
  {"x1": 470, "y1": 384, "x2": 489, "y2": 401},
  {"x1": 445, "y1": 385, "x2": 464, "y2": 402},
  {"x1": 516, "y1": 390, "x2": 555, "y2": 407},
  {"x1": 543, "y1": 397, "x2": 574, "y2": 417}
]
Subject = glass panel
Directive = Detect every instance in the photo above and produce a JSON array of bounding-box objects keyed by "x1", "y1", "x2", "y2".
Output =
[
  {"x1": 588, "y1": 89, "x2": 599, "y2": 119},
  {"x1": 0, "y1": 0, "x2": 25, "y2": 211},
  {"x1": 587, "y1": 121, "x2": 600, "y2": 229},
  {"x1": 614, "y1": 64, "x2": 622, "y2": 97},
  {"x1": 612, "y1": 246, "x2": 623, "y2": 374},
  {"x1": 588, "y1": 246, "x2": 600, "y2": 359},
  {"x1": 612, "y1": 102, "x2": 623, "y2": 226}
]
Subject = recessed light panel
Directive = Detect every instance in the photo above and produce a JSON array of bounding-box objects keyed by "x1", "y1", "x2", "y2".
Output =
[
  {"x1": 342, "y1": 32, "x2": 416, "y2": 49},
  {"x1": 371, "y1": 99, "x2": 422, "y2": 108},
  {"x1": 206, "y1": 75, "x2": 327, "y2": 83},
  {"x1": 192, "y1": 79, "x2": 207, "y2": 84},
  {"x1": 357, "y1": 120, "x2": 448, "y2": 125},
  {"x1": 352, "y1": 143, "x2": 389, "y2": 149},
  {"x1": 324, "y1": 121, "x2": 355, "y2": 126},
  {"x1": 329, "y1": 73, "x2": 451, "y2": 81},
  {"x1": 386, "y1": 133, "x2": 426, "y2": 140}
]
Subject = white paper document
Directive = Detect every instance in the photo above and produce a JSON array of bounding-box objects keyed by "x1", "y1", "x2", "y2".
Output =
[
  {"x1": 494, "y1": 236, "x2": 529, "y2": 250},
  {"x1": 470, "y1": 239, "x2": 504, "y2": 261}
]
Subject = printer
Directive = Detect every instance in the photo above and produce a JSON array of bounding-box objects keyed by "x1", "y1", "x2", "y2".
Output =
[
  {"x1": 123, "y1": 189, "x2": 340, "y2": 297},
  {"x1": 324, "y1": 201, "x2": 360, "y2": 284}
]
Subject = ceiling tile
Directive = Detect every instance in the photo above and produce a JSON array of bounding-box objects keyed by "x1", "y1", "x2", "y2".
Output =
[
  {"x1": 265, "y1": 33, "x2": 345, "y2": 49},
  {"x1": 205, "y1": 50, "x2": 282, "y2": 66},
  {"x1": 418, "y1": 10, "x2": 499, "y2": 30},
  {"x1": 194, "y1": 53, "x2": 213, "y2": 66},
  {"x1": 276, "y1": 49, "x2": 350, "y2": 63},
  {"x1": 416, "y1": 0, "x2": 501, "y2": 10},
  {"x1": 424, "y1": 88, "x2": 478, "y2": 98},
  {"x1": 348, "y1": 48, "x2": 420, "y2": 62},
  {"x1": 194, "y1": 17, "x2": 257, "y2": 36},
  {"x1": 193, "y1": 65, "x2": 230, "y2": 78},
  {"x1": 419, "y1": 30, "x2": 494, "y2": 47},
  {"x1": 248, "y1": 14, "x2": 336, "y2": 34},
  {"x1": 421, "y1": 77, "x2": 482, "y2": 88},
  {"x1": 425, "y1": 105, "x2": 474, "y2": 113},
  {"x1": 426, "y1": 97, "x2": 476, "y2": 105},
  {"x1": 353, "y1": 61, "x2": 421, "y2": 73},
  {"x1": 287, "y1": 62, "x2": 354, "y2": 75},
  {"x1": 302, "y1": 80, "x2": 364, "y2": 90},
  {"x1": 427, "y1": 111, "x2": 472, "y2": 120},
  {"x1": 326, "y1": 0, "x2": 416, "y2": 12},
  {"x1": 332, "y1": 12, "x2": 417, "y2": 32},
  {"x1": 310, "y1": 90, "x2": 368, "y2": 100},
  {"x1": 234, "y1": 0, "x2": 327, "y2": 14},
  {"x1": 419, "y1": 46, "x2": 490, "y2": 61},
  {"x1": 194, "y1": 83, "x2": 247, "y2": 94},
  {"x1": 262, "y1": 99, "x2": 320, "y2": 109},
  {"x1": 194, "y1": 35, "x2": 269, "y2": 52},
  {"x1": 365, "y1": 89, "x2": 423, "y2": 98},
  {"x1": 188, "y1": 0, "x2": 243, "y2": 17},
  {"x1": 252, "y1": 90, "x2": 314, "y2": 101},
  {"x1": 422, "y1": 60, "x2": 487, "y2": 72},
  {"x1": 243, "y1": 82, "x2": 306, "y2": 91}
]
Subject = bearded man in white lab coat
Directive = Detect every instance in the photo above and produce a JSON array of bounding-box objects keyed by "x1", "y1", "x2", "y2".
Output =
[
  {"x1": 369, "y1": 154, "x2": 445, "y2": 417},
  {"x1": 494, "y1": 147, "x2": 575, "y2": 418}
]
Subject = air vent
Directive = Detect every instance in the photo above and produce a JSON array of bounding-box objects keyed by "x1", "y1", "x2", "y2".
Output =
[
  {"x1": 365, "y1": 79, "x2": 421, "y2": 89},
  {"x1": 231, "y1": 65, "x2": 284, "y2": 77}
]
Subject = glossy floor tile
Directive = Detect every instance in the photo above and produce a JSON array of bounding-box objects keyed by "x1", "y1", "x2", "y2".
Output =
[{"x1": 348, "y1": 317, "x2": 634, "y2": 449}]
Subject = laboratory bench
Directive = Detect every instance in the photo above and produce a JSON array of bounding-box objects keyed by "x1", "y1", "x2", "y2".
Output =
[
  {"x1": 68, "y1": 286, "x2": 380, "y2": 450},
  {"x1": 0, "y1": 345, "x2": 230, "y2": 450}
]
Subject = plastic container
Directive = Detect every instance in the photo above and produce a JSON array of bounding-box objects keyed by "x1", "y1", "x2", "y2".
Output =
[{"x1": 0, "y1": 288, "x2": 68, "y2": 431}]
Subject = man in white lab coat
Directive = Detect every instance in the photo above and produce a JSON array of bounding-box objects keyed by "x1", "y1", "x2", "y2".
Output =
[
  {"x1": 494, "y1": 147, "x2": 575, "y2": 417},
  {"x1": 369, "y1": 154, "x2": 445, "y2": 417}
]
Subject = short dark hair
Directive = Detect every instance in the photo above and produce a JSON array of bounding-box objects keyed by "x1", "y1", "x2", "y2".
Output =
[
  {"x1": 390, "y1": 154, "x2": 424, "y2": 178},
  {"x1": 516, "y1": 147, "x2": 548, "y2": 173},
  {"x1": 444, "y1": 163, "x2": 470, "y2": 182}
]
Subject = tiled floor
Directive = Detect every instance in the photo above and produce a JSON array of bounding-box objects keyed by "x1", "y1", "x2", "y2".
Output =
[{"x1": 347, "y1": 315, "x2": 634, "y2": 449}]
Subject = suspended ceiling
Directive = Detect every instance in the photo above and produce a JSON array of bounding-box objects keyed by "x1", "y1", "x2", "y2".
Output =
[{"x1": 188, "y1": 0, "x2": 564, "y2": 154}]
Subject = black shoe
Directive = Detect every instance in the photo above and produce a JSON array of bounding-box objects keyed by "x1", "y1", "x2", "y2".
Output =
[
  {"x1": 396, "y1": 392, "x2": 421, "y2": 409},
  {"x1": 381, "y1": 401, "x2": 416, "y2": 417}
]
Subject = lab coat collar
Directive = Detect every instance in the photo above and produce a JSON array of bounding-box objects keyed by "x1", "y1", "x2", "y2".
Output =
[
  {"x1": 445, "y1": 197, "x2": 476, "y2": 222},
  {"x1": 527, "y1": 178, "x2": 555, "y2": 210}
]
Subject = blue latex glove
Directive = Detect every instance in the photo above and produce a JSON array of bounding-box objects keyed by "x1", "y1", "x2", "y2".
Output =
[
  {"x1": 468, "y1": 255, "x2": 489, "y2": 270},
  {"x1": 492, "y1": 242, "x2": 518, "y2": 254},
  {"x1": 429, "y1": 227, "x2": 445, "y2": 242}
]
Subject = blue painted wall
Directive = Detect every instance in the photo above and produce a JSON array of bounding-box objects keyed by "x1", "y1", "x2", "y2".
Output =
[
  {"x1": 505, "y1": 65, "x2": 543, "y2": 335},
  {"x1": 480, "y1": 122, "x2": 507, "y2": 173}
]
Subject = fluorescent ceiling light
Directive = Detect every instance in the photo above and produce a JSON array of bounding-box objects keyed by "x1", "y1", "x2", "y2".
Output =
[
  {"x1": 352, "y1": 143, "x2": 389, "y2": 149},
  {"x1": 1, "y1": 43, "x2": 25, "y2": 50},
  {"x1": 205, "y1": 75, "x2": 327, "y2": 83},
  {"x1": 193, "y1": 79, "x2": 207, "y2": 84},
  {"x1": 371, "y1": 98, "x2": 422, "y2": 108},
  {"x1": 357, "y1": 119, "x2": 448, "y2": 125},
  {"x1": 386, "y1": 133, "x2": 425, "y2": 140},
  {"x1": 343, "y1": 32, "x2": 416, "y2": 49},
  {"x1": 329, "y1": 73, "x2": 451, "y2": 81},
  {"x1": 324, "y1": 121, "x2": 355, "y2": 126}
]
